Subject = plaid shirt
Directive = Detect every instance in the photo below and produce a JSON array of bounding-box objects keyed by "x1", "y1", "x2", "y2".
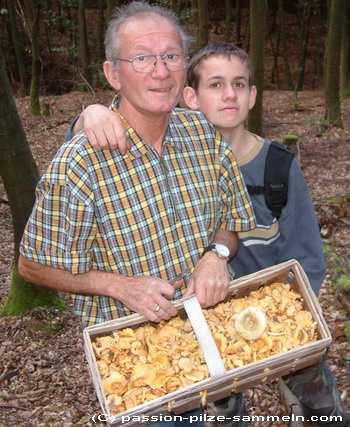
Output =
[{"x1": 20, "y1": 105, "x2": 255, "y2": 326}]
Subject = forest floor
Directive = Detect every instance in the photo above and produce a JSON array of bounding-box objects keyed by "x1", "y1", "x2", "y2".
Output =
[{"x1": 0, "y1": 90, "x2": 350, "y2": 426}]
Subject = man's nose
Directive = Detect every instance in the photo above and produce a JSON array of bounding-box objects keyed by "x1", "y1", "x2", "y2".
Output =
[{"x1": 151, "y1": 57, "x2": 171, "y2": 78}]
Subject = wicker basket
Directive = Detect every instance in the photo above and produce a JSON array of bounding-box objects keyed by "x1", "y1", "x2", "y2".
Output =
[{"x1": 83, "y1": 259, "x2": 332, "y2": 426}]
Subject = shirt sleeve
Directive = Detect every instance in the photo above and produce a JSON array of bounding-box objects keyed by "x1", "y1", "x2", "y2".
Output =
[
  {"x1": 20, "y1": 144, "x2": 97, "y2": 275},
  {"x1": 217, "y1": 130, "x2": 256, "y2": 233},
  {"x1": 64, "y1": 115, "x2": 80, "y2": 142},
  {"x1": 275, "y1": 159, "x2": 326, "y2": 294}
]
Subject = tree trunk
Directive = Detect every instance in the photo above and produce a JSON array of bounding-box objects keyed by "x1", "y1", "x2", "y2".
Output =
[
  {"x1": 313, "y1": 0, "x2": 324, "y2": 80},
  {"x1": 22, "y1": 0, "x2": 41, "y2": 115},
  {"x1": 278, "y1": 0, "x2": 294, "y2": 89},
  {"x1": 6, "y1": 0, "x2": 27, "y2": 94},
  {"x1": 43, "y1": 1, "x2": 54, "y2": 63},
  {"x1": 235, "y1": 0, "x2": 242, "y2": 46},
  {"x1": 340, "y1": 1, "x2": 349, "y2": 96},
  {"x1": 191, "y1": 0, "x2": 199, "y2": 49},
  {"x1": 295, "y1": 0, "x2": 312, "y2": 92},
  {"x1": 325, "y1": 0, "x2": 345, "y2": 125},
  {"x1": 248, "y1": 0, "x2": 267, "y2": 136},
  {"x1": 98, "y1": 0, "x2": 105, "y2": 59},
  {"x1": 269, "y1": 7, "x2": 280, "y2": 86},
  {"x1": 106, "y1": 0, "x2": 117, "y2": 22},
  {"x1": 0, "y1": 46, "x2": 66, "y2": 316},
  {"x1": 79, "y1": 0, "x2": 91, "y2": 84},
  {"x1": 225, "y1": 0, "x2": 232, "y2": 42},
  {"x1": 197, "y1": 0, "x2": 209, "y2": 48},
  {"x1": 170, "y1": 0, "x2": 178, "y2": 16}
]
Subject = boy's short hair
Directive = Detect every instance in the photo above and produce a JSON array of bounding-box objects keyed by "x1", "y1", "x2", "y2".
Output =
[{"x1": 187, "y1": 42, "x2": 254, "y2": 91}]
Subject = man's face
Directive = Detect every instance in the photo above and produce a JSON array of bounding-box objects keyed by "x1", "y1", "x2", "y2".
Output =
[
  {"x1": 106, "y1": 15, "x2": 186, "y2": 119},
  {"x1": 184, "y1": 55, "x2": 256, "y2": 133}
]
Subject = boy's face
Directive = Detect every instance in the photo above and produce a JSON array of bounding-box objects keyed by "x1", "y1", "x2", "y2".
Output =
[{"x1": 183, "y1": 55, "x2": 256, "y2": 133}]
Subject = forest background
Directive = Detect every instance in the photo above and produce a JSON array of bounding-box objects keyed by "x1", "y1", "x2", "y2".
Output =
[{"x1": 0, "y1": 0, "x2": 349, "y2": 426}]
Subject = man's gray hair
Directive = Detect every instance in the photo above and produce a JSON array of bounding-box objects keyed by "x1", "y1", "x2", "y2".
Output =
[{"x1": 105, "y1": 1, "x2": 191, "y2": 65}]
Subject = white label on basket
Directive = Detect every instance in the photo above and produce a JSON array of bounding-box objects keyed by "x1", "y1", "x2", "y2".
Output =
[{"x1": 184, "y1": 296, "x2": 226, "y2": 379}]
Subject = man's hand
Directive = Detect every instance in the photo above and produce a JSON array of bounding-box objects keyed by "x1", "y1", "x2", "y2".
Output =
[
  {"x1": 182, "y1": 229, "x2": 237, "y2": 307},
  {"x1": 183, "y1": 252, "x2": 230, "y2": 307},
  {"x1": 74, "y1": 104, "x2": 130, "y2": 154},
  {"x1": 111, "y1": 275, "x2": 181, "y2": 322},
  {"x1": 18, "y1": 256, "x2": 180, "y2": 323}
]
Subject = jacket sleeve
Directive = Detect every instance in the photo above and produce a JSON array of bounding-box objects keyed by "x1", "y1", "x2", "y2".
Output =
[
  {"x1": 64, "y1": 115, "x2": 80, "y2": 142},
  {"x1": 276, "y1": 159, "x2": 325, "y2": 294}
]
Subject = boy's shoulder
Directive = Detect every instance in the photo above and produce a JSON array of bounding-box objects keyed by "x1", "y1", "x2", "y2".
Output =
[
  {"x1": 169, "y1": 108, "x2": 233, "y2": 159},
  {"x1": 170, "y1": 107, "x2": 218, "y2": 137},
  {"x1": 172, "y1": 106, "x2": 201, "y2": 115},
  {"x1": 171, "y1": 107, "x2": 213, "y2": 125}
]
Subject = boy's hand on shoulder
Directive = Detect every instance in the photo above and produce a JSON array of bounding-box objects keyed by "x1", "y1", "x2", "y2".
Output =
[{"x1": 77, "y1": 104, "x2": 131, "y2": 153}]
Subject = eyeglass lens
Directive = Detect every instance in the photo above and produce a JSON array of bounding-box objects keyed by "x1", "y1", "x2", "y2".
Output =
[{"x1": 132, "y1": 54, "x2": 185, "y2": 73}]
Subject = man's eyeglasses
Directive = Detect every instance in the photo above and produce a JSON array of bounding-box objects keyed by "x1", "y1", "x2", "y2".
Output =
[{"x1": 115, "y1": 53, "x2": 187, "y2": 73}]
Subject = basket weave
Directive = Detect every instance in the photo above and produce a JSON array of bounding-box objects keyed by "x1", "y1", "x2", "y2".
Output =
[{"x1": 83, "y1": 259, "x2": 331, "y2": 426}]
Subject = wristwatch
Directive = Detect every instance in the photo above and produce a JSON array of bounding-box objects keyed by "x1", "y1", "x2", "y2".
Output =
[{"x1": 201, "y1": 244, "x2": 230, "y2": 261}]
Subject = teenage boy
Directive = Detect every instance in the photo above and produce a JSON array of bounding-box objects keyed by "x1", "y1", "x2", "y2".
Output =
[
  {"x1": 184, "y1": 43, "x2": 347, "y2": 427},
  {"x1": 67, "y1": 43, "x2": 348, "y2": 426}
]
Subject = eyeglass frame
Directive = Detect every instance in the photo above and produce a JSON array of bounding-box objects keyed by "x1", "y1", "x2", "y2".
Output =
[{"x1": 114, "y1": 53, "x2": 188, "y2": 74}]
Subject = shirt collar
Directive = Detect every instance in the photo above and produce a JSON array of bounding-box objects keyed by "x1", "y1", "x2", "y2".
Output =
[{"x1": 110, "y1": 95, "x2": 183, "y2": 160}]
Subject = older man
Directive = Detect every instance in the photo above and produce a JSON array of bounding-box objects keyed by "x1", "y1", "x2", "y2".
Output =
[
  {"x1": 19, "y1": 5, "x2": 254, "y2": 424},
  {"x1": 19, "y1": 1, "x2": 255, "y2": 328}
]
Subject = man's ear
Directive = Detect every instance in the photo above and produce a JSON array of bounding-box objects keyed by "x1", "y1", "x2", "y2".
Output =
[
  {"x1": 183, "y1": 86, "x2": 199, "y2": 110},
  {"x1": 249, "y1": 85, "x2": 257, "y2": 110},
  {"x1": 103, "y1": 61, "x2": 121, "y2": 91}
]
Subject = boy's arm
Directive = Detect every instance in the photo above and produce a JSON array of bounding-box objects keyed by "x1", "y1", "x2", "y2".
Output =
[
  {"x1": 68, "y1": 104, "x2": 131, "y2": 154},
  {"x1": 277, "y1": 160, "x2": 326, "y2": 294}
]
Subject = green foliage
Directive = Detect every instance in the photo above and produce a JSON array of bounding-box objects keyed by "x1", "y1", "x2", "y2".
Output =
[
  {"x1": 74, "y1": 83, "x2": 89, "y2": 92},
  {"x1": 282, "y1": 134, "x2": 299, "y2": 153},
  {"x1": 42, "y1": 103, "x2": 51, "y2": 117},
  {"x1": 336, "y1": 275, "x2": 350, "y2": 292},
  {"x1": 345, "y1": 320, "x2": 350, "y2": 342},
  {"x1": 283, "y1": 134, "x2": 299, "y2": 142},
  {"x1": 341, "y1": 87, "x2": 350, "y2": 98},
  {"x1": 26, "y1": 317, "x2": 57, "y2": 335},
  {"x1": 89, "y1": 61, "x2": 110, "y2": 89},
  {"x1": 30, "y1": 96, "x2": 41, "y2": 115},
  {"x1": 307, "y1": 116, "x2": 330, "y2": 136},
  {"x1": 325, "y1": 195, "x2": 350, "y2": 205},
  {"x1": 323, "y1": 244, "x2": 350, "y2": 293},
  {"x1": 292, "y1": 100, "x2": 300, "y2": 111},
  {"x1": 43, "y1": 8, "x2": 60, "y2": 27},
  {"x1": 62, "y1": 0, "x2": 78, "y2": 6},
  {"x1": 0, "y1": 265, "x2": 67, "y2": 317}
]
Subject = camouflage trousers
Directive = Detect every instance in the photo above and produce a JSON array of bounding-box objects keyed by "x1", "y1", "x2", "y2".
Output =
[
  {"x1": 206, "y1": 355, "x2": 348, "y2": 427},
  {"x1": 283, "y1": 354, "x2": 349, "y2": 426},
  {"x1": 207, "y1": 391, "x2": 248, "y2": 427}
]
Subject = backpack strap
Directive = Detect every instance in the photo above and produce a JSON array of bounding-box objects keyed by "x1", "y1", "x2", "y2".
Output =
[
  {"x1": 246, "y1": 141, "x2": 294, "y2": 219},
  {"x1": 264, "y1": 141, "x2": 294, "y2": 218}
]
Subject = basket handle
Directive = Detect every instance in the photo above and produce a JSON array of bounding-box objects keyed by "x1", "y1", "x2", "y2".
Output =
[{"x1": 184, "y1": 296, "x2": 226, "y2": 380}]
